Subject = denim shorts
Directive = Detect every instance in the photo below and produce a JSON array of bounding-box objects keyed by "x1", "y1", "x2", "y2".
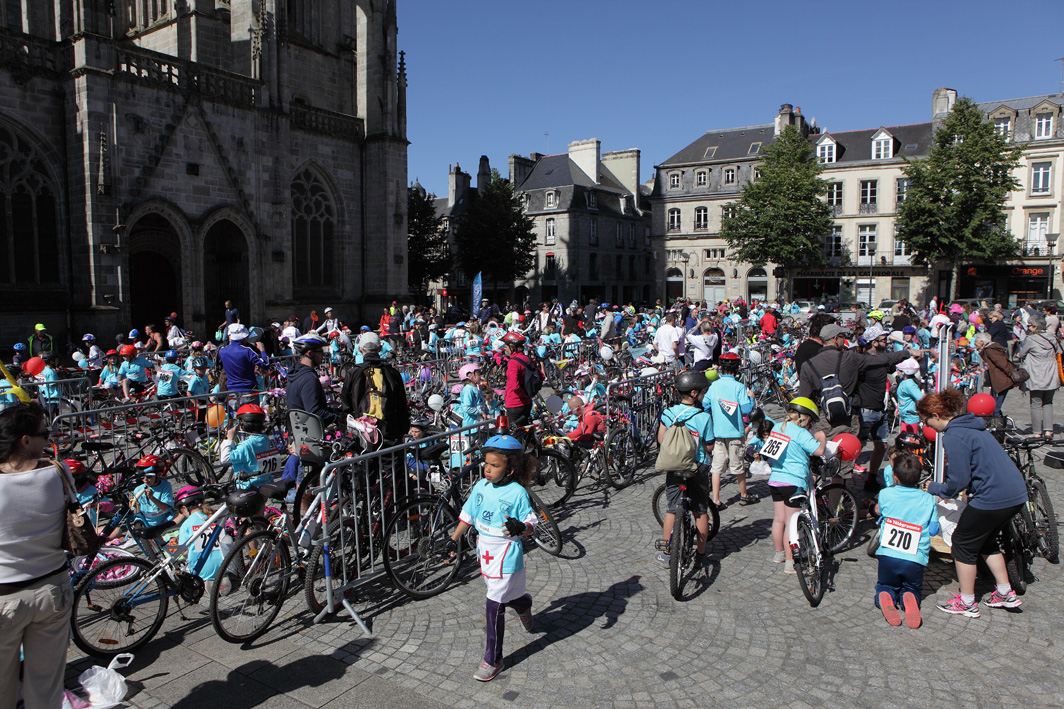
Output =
[{"x1": 859, "y1": 408, "x2": 888, "y2": 442}]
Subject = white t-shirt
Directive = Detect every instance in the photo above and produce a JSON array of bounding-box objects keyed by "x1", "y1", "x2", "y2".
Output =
[
  {"x1": 685, "y1": 331, "x2": 717, "y2": 363},
  {"x1": 282, "y1": 325, "x2": 301, "y2": 342},
  {"x1": 653, "y1": 323, "x2": 681, "y2": 362},
  {"x1": 929, "y1": 313, "x2": 951, "y2": 338},
  {"x1": 0, "y1": 460, "x2": 67, "y2": 583}
]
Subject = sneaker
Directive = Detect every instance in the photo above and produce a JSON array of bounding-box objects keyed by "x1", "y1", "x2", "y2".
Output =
[
  {"x1": 771, "y1": 550, "x2": 786, "y2": 564},
  {"x1": 118, "y1": 536, "x2": 139, "y2": 550},
  {"x1": 878, "y1": 591, "x2": 902, "y2": 626},
  {"x1": 693, "y1": 552, "x2": 710, "y2": 569},
  {"x1": 902, "y1": 591, "x2": 922, "y2": 629},
  {"x1": 782, "y1": 560, "x2": 796, "y2": 575},
  {"x1": 515, "y1": 595, "x2": 533, "y2": 632},
  {"x1": 983, "y1": 589, "x2": 1022, "y2": 609},
  {"x1": 936, "y1": 594, "x2": 980, "y2": 618},
  {"x1": 854, "y1": 463, "x2": 868, "y2": 474},
  {"x1": 473, "y1": 660, "x2": 503, "y2": 682},
  {"x1": 655, "y1": 551, "x2": 670, "y2": 567}
]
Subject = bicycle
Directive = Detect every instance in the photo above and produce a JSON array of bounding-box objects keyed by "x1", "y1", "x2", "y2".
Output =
[
  {"x1": 1006, "y1": 434, "x2": 1059, "y2": 564},
  {"x1": 654, "y1": 473, "x2": 704, "y2": 601},
  {"x1": 651, "y1": 482, "x2": 720, "y2": 544},
  {"x1": 787, "y1": 484, "x2": 832, "y2": 607}
]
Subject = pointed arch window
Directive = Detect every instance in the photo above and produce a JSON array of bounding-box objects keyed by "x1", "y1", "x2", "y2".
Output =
[
  {"x1": 291, "y1": 168, "x2": 336, "y2": 292},
  {"x1": 0, "y1": 123, "x2": 60, "y2": 285}
]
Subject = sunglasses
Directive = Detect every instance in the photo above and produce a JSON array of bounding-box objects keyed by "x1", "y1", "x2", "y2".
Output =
[{"x1": 30, "y1": 429, "x2": 51, "y2": 440}]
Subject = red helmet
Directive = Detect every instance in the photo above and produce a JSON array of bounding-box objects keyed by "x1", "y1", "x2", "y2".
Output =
[
  {"x1": 119, "y1": 344, "x2": 136, "y2": 357},
  {"x1": 105, "y1": 349, "x2": 118, "y2": 357},
  {"x1": 237, "y1": 403, "x2": 265, "y2": 417},
  {"x1": 832, "y1": 433, "x2": 861, "y2": 462},
  {"x1": 136, "y1": 454, "x2": 166, "y2": 476},
  {"x1": 967, "y1": 393, "x2": 996, "y2": 417},
  {"x1": 502, "y1": 331, "x2": 527, "y2": 346},
  {"x1": 719, "y1": 352, "x2": 740, "y2": 361},
  {"x1": 64, "y1": 459, "x2": 87, "y2": 477}
]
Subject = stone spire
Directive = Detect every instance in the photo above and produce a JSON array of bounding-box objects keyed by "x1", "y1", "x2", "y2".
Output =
[{"x1": 397, "y1": 50, "x2": 407, "y2": 139}]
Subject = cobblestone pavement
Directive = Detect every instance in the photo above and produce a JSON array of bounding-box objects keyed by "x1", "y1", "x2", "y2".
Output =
[{"x1": 66, "y1": 396, "x2": 1064, "y2": 708}]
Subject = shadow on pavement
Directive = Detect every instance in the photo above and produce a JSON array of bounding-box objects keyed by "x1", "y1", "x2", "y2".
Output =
[{"x1": 504, "y1": 575, "x2": 644, "y2": 669}]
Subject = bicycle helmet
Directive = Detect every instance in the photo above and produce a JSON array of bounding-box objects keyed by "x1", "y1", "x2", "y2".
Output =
[
  {"x1": 786, "y1": 396, "x2": 820, "y2": 421},
  {"x1": 82, "y1": 333, "x2": 95, "y2": 342},
  {"x1": 599, "y1": 345, "x2": 614, "y2": 362},
  {"x1": 105, "y1": 349, "x2": 118, "y2": 357},
  {"x1": 136, "y1": 454, "x2": 167, "y2": 477},
  {"x1": 675, "y1": 369, "x2": 710, "y2": 393},
  {"x1": 967, "y1": 392, "x2": 996, "y2": 417},
  {"x1": 118, "y1": 344, "x2": 136, "y2": 357},
  {"x1": 63, "y1": 458, "x2": 88, "y2": 480},
  {"x1": 458, "y1": 363, "x2": 482, "y2": 381},
  {"x1": 129, "y1": 329, "x2": 139, "y2": 338},
  {"x1": 292, "y1": 333, "x2": 327, "y2": 354},
  {"x1": 190, "y1": 340, "x2": 204, "y2": 350},
  {"x1": 483, "y1": 434, "x2": 522, "y2": 451},
  {"x1": 718, "y1": 351, "x2": 740, "y2": 371},
  {"x1": 164, "y1": 349, "x2": 178, "y2": 359},
  {"x1": 501, "y1": 331, "x2": 526, "y2": 347},
  {"x1": 174, "y1": 485, "x2": 205, "y2": 508},
  {"x1": 12, "y1": 342, "x2": 25, "y2": 351},
  {"x1": 893, "y1": 431, "x2": 925, "y2": 452},
  {"x1": 191, "y1": 357, "x2": 209, "y2": 369},
  {"x1": 832, "y1": 432, "x2": 861, "y2": 461},
  {"x1": 868, "y1": 310, "x2": 884, "y2": 321},
  {"x1": 236, "y1": 403, "x2": 266, "y2": 426}
]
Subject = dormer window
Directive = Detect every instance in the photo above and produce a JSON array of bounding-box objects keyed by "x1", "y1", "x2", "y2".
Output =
[
  {"x1": 545, "y1": 191, "x2": 556, "y2": 208},
  {"x1": 817, "y1": 137, "x2": 836, "y2": 164},
  {"x1": 619, "y1": 195, "x2": 628, "y2": 215},
  {"x1": 994, "y1": 116, "x2": 1012, "y2": 140},
  {"x1": 586, "y1": 191, "x2": 597, "y2": 209},
  {"x1": 696, "y1": 170, "x2": 707, "y2": 186},
  {"x1": 873, "y1": 137, "x2": 892, "y2": 160},
  {"x1": 1035, "y1": 113, "x2": 1054, "y2": 140},
  {"x1": 669, "y1": 173, "x2": 681, "y2": 189}
]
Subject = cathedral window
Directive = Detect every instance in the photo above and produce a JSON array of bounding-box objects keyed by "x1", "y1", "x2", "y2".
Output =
[
  {"x1": 291, "y1": 169, "x2": 336, "y2": 292},
  {"x1": 0, "y1": 123, "x2": 60, "y2": 285}
]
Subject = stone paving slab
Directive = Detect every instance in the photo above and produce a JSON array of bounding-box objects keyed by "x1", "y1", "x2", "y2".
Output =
[{"x1": 64, "y1": 396, "x2": 1064, "y2": 708}]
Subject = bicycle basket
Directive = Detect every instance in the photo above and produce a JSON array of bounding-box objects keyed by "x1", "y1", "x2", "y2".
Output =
[{"x1": 226, "y1": 488, "x2": 265, "y2": 517}]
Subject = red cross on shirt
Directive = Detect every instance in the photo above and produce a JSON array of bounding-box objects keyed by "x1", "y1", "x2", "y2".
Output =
[{"x1": 481, "y1": 550, "x2": 494, "y2": 566}]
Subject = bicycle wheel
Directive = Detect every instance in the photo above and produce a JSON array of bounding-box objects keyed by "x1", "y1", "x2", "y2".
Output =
[
  {"x1": 793, "y1": 514, "x2": 824, "y2": 607},
  {"x1": 166, "y1": 447, "x2": 216, "y2": 487},
  {"x1": 70, "y1": 556, "x2": 168, "y2": 657},
  {"x1": 210, "y1": 530, "x2": 291, "y2": 643},
  {"x1": 668, "y1": 511, "x2": 688, "y2": 601},
  {"x1": 604, "y1": 429, "x2": 637, "y2": 490},
  {"x1": 1002, "y1": 510, "x2": 1033, "y2": 595},
  {"x1": 304, "y1": 517, "x2": 364, "y2": 615},
  {"x1": 529, "y1": 448, "x2": 576, "y2": 508},
  {"x1": 866, "y1": 526, "x2": 880, "y2": 558},
  {"x1": 817, "y1": 484, "x2": 858, "y2": 553},
  {"x1": 528, "y1": 489, "x2": 562, "y2": 556},
  {"x1": 382, "y1": 497, "x2": 462, "y2": 600},
  {"x1": 1029, "y1": 477, "x2": 1059, "y2": 563},
  {"x1": 652, "y1": 483, "x2": 667, "y2": 527}
]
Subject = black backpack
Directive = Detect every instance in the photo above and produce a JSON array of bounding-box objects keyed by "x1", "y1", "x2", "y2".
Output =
[
  {"x1": 807, "y1": 354, "x2": 852, "y2": 427},
  {"x1": 511, "y1": 353, "x2": 543, "y2": 399}
]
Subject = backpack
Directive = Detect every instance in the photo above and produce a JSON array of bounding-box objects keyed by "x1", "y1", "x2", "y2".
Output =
[
  {"x1": 340, "y1": 360, "x2": 410, "y2": 442},
  {"x1": 655, "y1": 409, "x2": 699, "y2": 476},
  {"x1": 511, "y1": 353, "x2": 543, "y2": 399},
  {"x1": 808, "y1": 354, "x2": 852, "y2": 427}
]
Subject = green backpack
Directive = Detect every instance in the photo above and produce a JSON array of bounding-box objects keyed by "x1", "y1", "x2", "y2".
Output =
[{"x1": 655, "y1": 411, "x2": 699, "y2": 477}]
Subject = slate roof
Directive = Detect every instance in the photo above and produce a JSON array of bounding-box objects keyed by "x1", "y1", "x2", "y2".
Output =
[
  {"x1": 817, "y1": 122, "x2": 933, "y2": 163},
  {"x1": 978, "y1": 94, "x2": 1064, "y2": 113},
  {"x1": 658, "y1": 124, "x2": 775, "y2": 167},
  {"x1": 515, "y1": 154, "x2": 632, "y2": 195}
]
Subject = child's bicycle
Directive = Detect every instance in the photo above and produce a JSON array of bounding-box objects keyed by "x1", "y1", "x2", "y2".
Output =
[
  {"x1": 654, "y1": 470, "x2": 706, "y2": 601},
  {"x1": 787, "y1": 484, "x2": 832, "y2": 607}
]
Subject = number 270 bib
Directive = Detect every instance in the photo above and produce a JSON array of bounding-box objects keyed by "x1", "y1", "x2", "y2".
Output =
[{"x1": 881, "y1": 518, "x2": 921, "y2": 556}]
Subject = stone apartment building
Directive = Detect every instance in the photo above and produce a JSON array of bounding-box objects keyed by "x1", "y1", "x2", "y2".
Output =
[
  {"x1": 655, "y1": 89, "x2": 1064, "y2": 309},
  {"x1": 0, "y1": 0, "x2": 408, "y2": 347},
  {"x1": 509, "y1": 139, "x2": 655, "y2": 306}
]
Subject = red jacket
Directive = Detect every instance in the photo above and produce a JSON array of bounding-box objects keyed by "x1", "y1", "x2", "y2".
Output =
[
  {"x1": 568, "y1": 408, "x2": 606, "y2": 443},
  {"x1": 504, "y1": 353, "x2": 533, "y2": 408},
  {"x1": 760, "y1": 311, "x2": 778, "y2": 335}
]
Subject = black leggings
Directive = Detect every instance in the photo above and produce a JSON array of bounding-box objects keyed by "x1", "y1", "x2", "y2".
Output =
[{"x1": 949, "y1": 503, "x2": 1024, "y2": 565}]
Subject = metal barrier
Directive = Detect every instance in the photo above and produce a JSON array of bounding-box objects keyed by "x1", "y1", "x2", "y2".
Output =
[
  {"x1": 604, "y1": 370, "x2": 678, "y2": 444},
  {"x1": 310, "y1": 419, "x2": 497, "y2": 629},
  {"x1": 49, "y1": 388, "x2": 278, "y2": 475},
  {"x1": 19, "y1": 376, "x2": 92, "y2": 407}
]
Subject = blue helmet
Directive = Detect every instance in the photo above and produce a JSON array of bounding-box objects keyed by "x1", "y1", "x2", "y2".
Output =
[
  {"x1": 483, "y1": 434, "x2": 521, "y2": 451},
  {"x1": 129, "y1": 329, "x2": 139, "y2": 338},
  {"x1": 13, "y1": 342, "x2": 26, "y2": 351},
  {"x1": 165, "y1": 349, "x2": 178, "y2": 359},
  {"x1": 191, "y1": 357, "x2": 209, "y2": 369}
]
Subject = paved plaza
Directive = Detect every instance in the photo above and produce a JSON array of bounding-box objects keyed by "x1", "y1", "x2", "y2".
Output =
[{"x1": 65, "y1": 395, "x2": 1064, "y2": 709}]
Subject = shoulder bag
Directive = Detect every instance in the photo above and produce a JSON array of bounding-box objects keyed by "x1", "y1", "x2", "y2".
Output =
[{"x1": 55, "y1": 461, "x2": 103, "y2": 558}]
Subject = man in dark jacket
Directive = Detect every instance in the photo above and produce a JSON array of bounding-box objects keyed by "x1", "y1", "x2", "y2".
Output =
[
  {"x1": 986, "y1": 310, "x2": 1011, "y2": 350},
  {"x1": 794, "y1": 313, "x2": 835, "y2": 379},
  {"x1": 28, "y1": 324, "x2": 55, "y2": 357},
  {"x1": 339, "y1": 333, "x2": 409, "y2": 442},
  {"x1": 854, "y1": 332, "x2": 900, "y2": 491},
  {"x1": 286, "y1": 333, "x2": 343, "y2": 428},
  {"x1": 799, "y1": 323, "x2": 923, "y2": 481}
]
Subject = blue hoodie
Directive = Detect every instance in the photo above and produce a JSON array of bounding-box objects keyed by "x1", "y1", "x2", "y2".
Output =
[{"x1": 927, "y1": 414, "x2": 1027, "y2": 510}]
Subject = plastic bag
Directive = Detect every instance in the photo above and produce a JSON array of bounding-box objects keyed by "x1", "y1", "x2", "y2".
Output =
[
  {"x1": 748, "y1": 460, "x2": 772, "y2": 477},
  {"x1": 936, "y1": 498, "x2": 967, "y2": 548},
  {"x1": 78, "y1": 653, "x2": 134, "y2": 709}
]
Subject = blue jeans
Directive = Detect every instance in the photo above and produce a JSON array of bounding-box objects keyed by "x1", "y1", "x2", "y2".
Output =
[
  {"x1": 990, "y1": 389, "x2": 1007, "y2": 416},
  {"x1": 874, "y1": 555, "x2": 925, "y2": 607},
  {"x1": 858, "y1": 408, "x2": 888, "y2": 443}
]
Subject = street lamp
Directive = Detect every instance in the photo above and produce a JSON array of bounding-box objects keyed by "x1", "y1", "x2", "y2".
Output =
[
  {"x1": 680, "y1": 252, "x2": 690, "y2": 296},
  {"x1": 1047, "y1": 233, "x2": 1059, "y2": 299}
]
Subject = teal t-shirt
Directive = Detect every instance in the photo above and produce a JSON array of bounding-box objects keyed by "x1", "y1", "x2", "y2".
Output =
[
  {"x1": 896, "y1": 378, "x2": 924, "y2": 424},
  {"x1": 134, "y1": 480, "x2": 175, "y2": 526},
  {"x1": 660, "y1": 403, "x2": 714, "y2": 465},
  {"x1": 156, "y1": 363, "x2": 187, "y2": 397},
  {"x1": 705, "y1": 376, "x2": 752, "y2": 439},
  {"x1": 758, "y1": 419, "x2": 821, "y2": 491},
  {"x1": 229, "y1": 433, "x2": 282, "y2": 489},
  {"x1": 179, "y1": 510, "x2": 226, "y2": 581},
  {"x1": 459, "y1": 479, "x2": 534, "y2": 574},
  {"x1": 876, "y1": 485, "x2": 940, "y2": 566}
]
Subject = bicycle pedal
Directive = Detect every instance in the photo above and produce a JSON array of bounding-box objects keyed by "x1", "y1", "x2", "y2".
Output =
[{"x1": 654, "y1": 539, "x2": 670, "y2": 553}]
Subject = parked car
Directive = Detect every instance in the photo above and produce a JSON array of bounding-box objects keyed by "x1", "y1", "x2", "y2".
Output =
[
  {"x1": 795, "y1": 300, "x2": 812, "y2": 313},
  {"x1": 878, "y1": 299, "x2": 898, "y2": 312}
]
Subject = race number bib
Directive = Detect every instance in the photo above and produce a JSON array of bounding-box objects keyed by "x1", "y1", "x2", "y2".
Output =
[
  {"x1": 719, "y1": 400, "x2": 738, "y2": 416},
  {"x1": 157, "y1": 370, "x2": 174, "y2": 384},
  {"x1": 881, "y1": 518, "x2": 921, "y2": 556},
  {"x1": 449, "y1": 434, "x2": 470, "y2": 456},
  {"x1": 759, "y1": 432, "x2": 791, "y2": 461},
  {"x1": 255, "y1": 449, "x2": 282, "y2": 475}
]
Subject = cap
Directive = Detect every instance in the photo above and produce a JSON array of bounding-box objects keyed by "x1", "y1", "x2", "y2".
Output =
[
  {"x1": 324, "y1": 306, "x2": 333, "y2": 313},
  {"x1": 819, "y1": 323, "x2": 849, "y2": 341},
  {"x1": 228, "y1": 323, "x2": 249, "y2": 340},
  {"x1": 896, "y1": 359, "x2": 920, "y2": 374},
  {"x1": 34, "y1": 323, "x2": 46, "y2": 331}
]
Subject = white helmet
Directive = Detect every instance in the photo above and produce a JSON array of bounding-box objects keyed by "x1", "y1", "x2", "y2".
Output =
[
  {"x1": 427, "y1": 394, "x2": 445, "y2": 412},
  {"x1": 640, "y1": 367, "x2": 659, "y2": 377},
  {"x1": 599, "y1": 345, "x2": 614, "y2": 362}
]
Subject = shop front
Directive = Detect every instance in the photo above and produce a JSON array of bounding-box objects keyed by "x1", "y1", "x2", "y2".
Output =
[
  {"x1": 790, "y1": 267, "x2": 926, "y2": 306},
  {"x1": 957, "y1": 263, "x2": 1051, "y2": 307}
]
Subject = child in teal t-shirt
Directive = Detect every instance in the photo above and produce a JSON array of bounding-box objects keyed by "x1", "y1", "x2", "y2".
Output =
[
  {"x1": 871, "y1": 452, "x2": 939, "y2": 627},
  {"x1": 895, "y1": 361, "x2": 924, "y2": 433},
  {"x1": 221, "y1": 405, "x2": 282, "y2": 490},
  {"x1": 155, "y1": 351, "x2": 188, "y2": 399},
  {"x1": 176, "y1": 492, "x2": 229, "y2": 581}
]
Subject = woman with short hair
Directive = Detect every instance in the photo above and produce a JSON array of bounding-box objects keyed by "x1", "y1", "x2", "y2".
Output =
[
  {"x1": 0, "y1": 403, "x2": 72, "y2": 707},
  {"x1": 1015, "y1": 312, "x2": 1060, "y2": 439}
]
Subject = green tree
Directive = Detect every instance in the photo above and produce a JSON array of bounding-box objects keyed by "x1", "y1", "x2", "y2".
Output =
[
  {"x1": 896, "y1": 96, "x2": 1022, "y2": 298},
  {"x1": 719, "y1": 125, "x2": 834, "y2": 279},
  {"x1": 454, "y1": 169, "x2": 537, "y2": 298},
  {"x1": 407, "y1": 185, "x2": 450, "y2": 297}
]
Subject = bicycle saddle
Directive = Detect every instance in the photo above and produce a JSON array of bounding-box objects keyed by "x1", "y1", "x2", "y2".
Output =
[
  {"x1": 131, "y1": 519, "x2": 178, "y2": 540},
  {"x1": 420, "y1": 442, "x2": 449, "y2": 460},
  {"x1": 592, "y1": 433, "x2": 605, "y2": 441},
  {"x1": 81, "y1": 440, "x2": 114, "y2": 451},
  {"x1": 1004, "y1": 434, "x2": 1047, "y2": 449},
  {"x1": 257, "y1": 480, "x2": 296, "y2": 501},
  {"x1": 612, "y1": 393, "x2": 633, "y2": 403},
  {"x1": 788, "y1": 492, "x2": 809, "y2": 506}
]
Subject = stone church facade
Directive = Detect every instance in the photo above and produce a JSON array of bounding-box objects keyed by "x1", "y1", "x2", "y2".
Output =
[{"x1": 0, "y1": 0, "x2": 408, "y2": 347}]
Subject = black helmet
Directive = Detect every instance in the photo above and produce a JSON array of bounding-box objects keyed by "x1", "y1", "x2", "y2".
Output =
[
  {"x1": 893, "y1": 432, "x2": 925, "y2": 452},
  {"x1": 675, "y1": 370, "x2": 710, "y2": 393}
]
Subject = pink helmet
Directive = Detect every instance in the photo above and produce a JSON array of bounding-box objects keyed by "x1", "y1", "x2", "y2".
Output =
[
  {"x1": 968, "y1": 312, "x2": 981, "y2": 324},
  {"x1": 458, "y1": 362, "x2": 482, "y2": 381},
  {"x1": 949, "y1": 303, "x2": 964, "y2": 314},
  {"x1": 319, "y1": 375, "x2": 332, "y2": 387}
]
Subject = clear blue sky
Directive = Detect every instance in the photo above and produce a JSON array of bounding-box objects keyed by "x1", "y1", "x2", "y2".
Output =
[{"x1": 399, "y1": 0, "x2": 1064, "y2": 198}]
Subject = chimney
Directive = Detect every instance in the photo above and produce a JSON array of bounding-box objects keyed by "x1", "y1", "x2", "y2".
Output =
[
  {"x1": 774, "y1": 104, "x2": 795, "y2": 136},
  {"x1": 448, "y1": 162, "x2": 471, "y2": 207},
  {"x1": 476, "y1": 155, "x2": 491, "y2": 192},
  {"x1": 509, "y1": 153, "x2": 537, "y2": 188},
  {"x1": 932, "y1": 87, "x2": 958, "y2": 118},
  {"x1": 601, "y1": 148, "x2": 641, "y2": 201},
  {"x1": 568, "y1": 138, "x2": 601, "y2": 184}
]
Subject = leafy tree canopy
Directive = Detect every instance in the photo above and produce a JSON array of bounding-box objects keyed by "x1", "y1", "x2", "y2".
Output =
[
  {"x1": 407, "y1": 185, "x2": 450, "y2": 292},
  {"x1": 719, "y1": 124, "x2": 833, "y2": 269},
  {"x1": 454, "y1": 169, "x2": 537, "y2": 289}
]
